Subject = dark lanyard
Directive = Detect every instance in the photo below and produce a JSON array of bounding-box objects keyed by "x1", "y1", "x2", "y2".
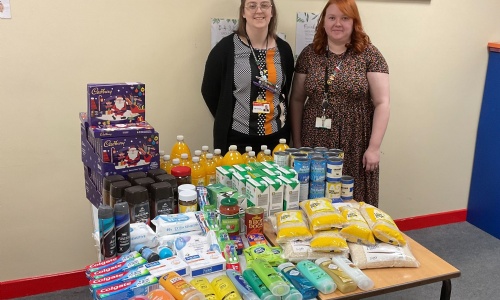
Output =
[{"x1": 246, "y1": 34, "x2": 268, "y2": 76}]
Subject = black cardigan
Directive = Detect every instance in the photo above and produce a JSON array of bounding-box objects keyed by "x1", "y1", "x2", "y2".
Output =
[{"x1": 201, "y1": 33, "x2": 295, "y2": 152}]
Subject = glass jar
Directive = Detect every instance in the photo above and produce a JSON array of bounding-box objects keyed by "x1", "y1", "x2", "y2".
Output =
[
  {"x1": 171, "y1": 166, "x2": 192, "y2": 187},
  {"x1": 178, "y1": 190, "x2": 198, "y2": 213},
  {"x1": 219, "y1": 198, "x2": 240, "y2": 236}
]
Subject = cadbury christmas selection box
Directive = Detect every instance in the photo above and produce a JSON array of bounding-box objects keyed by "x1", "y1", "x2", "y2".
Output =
[{"x1": 87, "y1": 82, "x2": 146, "y2": 127}]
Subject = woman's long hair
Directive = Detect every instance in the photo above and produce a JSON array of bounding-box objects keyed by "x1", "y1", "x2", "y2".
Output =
[{"x1": 235, "y1": 0, "x2": 278, "y2": 38}]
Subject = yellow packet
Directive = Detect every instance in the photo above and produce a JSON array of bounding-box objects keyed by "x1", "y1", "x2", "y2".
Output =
[
  {"x1": 358, "y1": 202, "x2": 406, "y2": 246},
  {"x1": 309, "y1": 225, "x2": 348, "y2": 253},
  {"x1": 339, "y1": 206, "x2": 376, "y2": 245},
  {"x1": 300, "y1": 198, "x2": 347, "y2": 231},
  {"x1": 275, "y1": 210, "x2": 312, "y2": 243}
]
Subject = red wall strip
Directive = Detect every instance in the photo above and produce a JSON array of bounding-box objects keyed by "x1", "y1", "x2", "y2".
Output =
[{"x1": 0, "y1": 209, "x2": 468, "y2": 299}]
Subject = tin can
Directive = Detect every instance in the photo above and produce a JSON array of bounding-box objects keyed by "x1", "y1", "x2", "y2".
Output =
[
  {"x1": 290, "y1": 152, "x2": 307, "y2": 168},
  {"x1": 299, "y1": 147, "x2": 314, "y2": 158},
  {"x1": 274, "y1": 151, "x2": 289, "y2": 167},
  {"x1": 245, "y1": 207, "x2": 264, "y2": 236},
  {"x1": 309, "y1": 181, "x2": 326, "y2": 199},
  {"x1": 310, "y1": 157, "x2": 326, "y2": 182},
  {"x1": 310, "y1": 152, "x2": 325, "y2": 159},
  {"x1": 341, "y1": 175, "x2": 354, "y2": 200},
  {"x1": 285, "y1": 148, "x2": 299, "y2": 167},
  {"x1": 314, "y1": 147, "x2": 329, "y2": 155},
  {"x1": 325, "y1": 178, "x2": 342, "y2": 201},
  {"x1": 329, "y1": 148, "x2": 345, "y2": 159},
  {"x1": 293, "y1": 157, "x2": 310, "y2": 183},
  {"x1": 326, "y1": 157, "x2": 343, "y2": 180}
]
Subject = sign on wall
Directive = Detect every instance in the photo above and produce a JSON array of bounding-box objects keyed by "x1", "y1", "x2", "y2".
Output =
[{"x1": 296, "y1": 12, "x2": 320, "y2": 57}]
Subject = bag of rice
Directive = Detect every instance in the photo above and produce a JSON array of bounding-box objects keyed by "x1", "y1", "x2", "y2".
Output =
[
  {"x1": 309, "y1": 226, "x2": 349, "y2": 253},
  {"x1": 299, "y1": 198, "x2": 347, "y2": 231},
  {"x1": 348, "y1": 242, "x2": 420, "y2": 269},
  {"x1": 275, "y1": 210, "x2": 312, "y2": 243},
  {"x1": 282, "y1": 240, "x2": 349, "y2": 263},
  {"x1": 358, "y1": 202, "x2": 406, "y2": 246},
  {"x1": 339, "y1": 206, "x2": 376, "y2": 245}
]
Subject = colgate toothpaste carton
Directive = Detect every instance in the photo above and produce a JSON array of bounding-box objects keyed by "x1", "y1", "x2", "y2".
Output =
[
  {"x1": 86, "y1": 251, "x2": 141, "y2": 278},
  {"x1": 89, "y1": 267, "x2": 150, "y2": 298},
  {"x1": 95, "y1": 275, "x2": 158, "y2": 300},
  {"x1": 89, "y1": 257, "x2": 147, "y2": 280}
]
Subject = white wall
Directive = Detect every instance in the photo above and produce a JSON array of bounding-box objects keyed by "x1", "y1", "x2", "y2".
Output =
[{"x1": 0, "y1": 0, "x2": 498, "y2": 281}]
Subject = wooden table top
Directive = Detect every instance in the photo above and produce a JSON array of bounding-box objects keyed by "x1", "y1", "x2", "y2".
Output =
[{"x1": 263, "y1": 221, "x2": 461, "y2": 300}]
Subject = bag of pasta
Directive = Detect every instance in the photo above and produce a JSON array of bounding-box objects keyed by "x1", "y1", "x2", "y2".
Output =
[
  {"x1": 299, "y1": 198, "x2": 347, "y2": 231},
  {"x1": 339, "y1": 206, "x2": 376, "y2": 245},
  {"x1": 358, "y1": 202, "x2": 406, "y2": 246},
  {"x1": 309, "y1": 225, "x2": 349, "y2": 253},
  {"x1": 274, "y1": 210, "x2": 312, "y2": 244}
]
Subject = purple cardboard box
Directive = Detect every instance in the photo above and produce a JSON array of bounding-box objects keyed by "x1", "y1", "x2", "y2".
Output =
[
  {"x1": 79, "y1": 112, "x2": 155, "y2": 138},
  {"x1": 87, "y1": 83, "x2": 146, "y2": 127}
]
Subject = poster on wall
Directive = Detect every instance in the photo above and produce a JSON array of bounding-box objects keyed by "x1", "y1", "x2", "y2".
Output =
[
  {"x1": 296, "y1": 12, "x2": 319, "y2": 57},
  {"x1": 211, "y1": 18, "x2": 238, "y2": 48},
  {"x1": 0, "y1": 0, "x2": 11, "y2": 19}
]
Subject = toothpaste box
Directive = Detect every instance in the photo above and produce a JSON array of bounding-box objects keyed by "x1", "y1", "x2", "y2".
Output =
[
  {"x1": 183, "y1": 250, "x2": 226, "y2": 277},
  {"x1": 277, "y1": 176, "x2": 300, "y2": 210},
  {"x1": 87, "y1": 82, "x2": 146, "y2": 127},
  {"x1": 246, "y1": 178, "x2": 270, "y2": 216},
  {"x1": 261, "y1": 176, "x2": 284, "y2": 217},
  {"x1": 216, "y1": 166, "x2": 235, "y2": 188},
  {"x1": 89, "y1": 266, "x2": 150, "y2": 297},
  {"x1": 86, "y1": 251, "x2": 141, "y2": 277},
  {"x1": 89, "y1": 257, "x2": 148, "y2": 280},
  {"x1": 144, "y1": 256, "x2": 189, "y2": 278},
  {"x1": 95, "y1": 275, "x2": 158, "y2": 300}
]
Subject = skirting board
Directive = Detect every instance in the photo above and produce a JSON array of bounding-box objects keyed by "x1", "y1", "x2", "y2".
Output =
[{"x1": 0, "y1": 208, "x2": 467, "y2": 299}]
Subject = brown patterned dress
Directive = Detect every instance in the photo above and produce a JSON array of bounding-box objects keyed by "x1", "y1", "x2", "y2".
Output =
[{"x1": 295, "y1": 43, "x2": 389, "y2": 207}]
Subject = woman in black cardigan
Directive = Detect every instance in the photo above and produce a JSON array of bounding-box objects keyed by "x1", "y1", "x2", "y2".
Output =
[{"x1": 201, "y1": 0, "x2": 294, "y2": 155}]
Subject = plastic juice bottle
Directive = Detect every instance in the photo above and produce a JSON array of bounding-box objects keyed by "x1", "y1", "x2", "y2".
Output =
[
  {"x1": 242, "y1": 269, "x2": 279, "y2": 300},
  {"x1": 315, "y1": 258, "x2": 357, "y2": 294},
  {"x1": 252, "y1": 259, "x2": 290, "y2": 297},
  {"x1": 241, "y1": 146, "x2": 252, "y2": 162},
  {"x1": 194, "y1": 150, "x2": 202, "y2": 161},
  {"x1": 191, "y1": 156, "x2": 206, "y2": 187},
  {"x1": 159, "y1": 271, "x2": 205, "y2": 300},
  {"x1": 261, "y1": 149, "x2": 273, "y2": 162},
  {"x1": 161, "y1": 154, "x2": 172, "y2": 174},
  {"x1": 272, "y1": 139, "x2": 289, "y2": 156},
  {"x1": 296, "y1": 260, "x2": 336, "y2": 294},
  {"x1": 272, "y1": 267, "x2": 303, "y2": 300},
  {"x1": 190, "y1": 277, "x2": 217, "y2": 300},
  {"x1": 277, "y1": 262, "x2": 318, "y2": 299},
  {"x1": 211, "y1": 274, "x2": 243, "y2": 300},
  {"x1": 171, "y1": 135, "x2": 191, "y2": 160},
  {"x1": 204, "y1": 153, "x2": 217, "y2": 186},
  {"x1": 180, "y1": 153, "x2": 192, "y2": 168},
  {"x1": 246, "y1": 151, "x2": 258, "y2": 164},
  {"x1": 201, "y1": 145, "x2": 210, "y2": 161},
  {"x1": 226, "y1": 269, "x2": 260, "y2": 300},
  {"x1": 222, "y1": 145, "x2": 243, "y2": 166},
  {"x1": 213, "y1": 149, "x2": 223, "y2": 167},
  {"x1": 256, "y1": 145, "x2": 268, "y2": 162},
  {"x1": 159, "y1": 150, "x2": 165, "y2": 164}
]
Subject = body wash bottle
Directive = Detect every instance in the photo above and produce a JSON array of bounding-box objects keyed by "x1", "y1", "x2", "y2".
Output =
[
  {"x1": 330, "y1": 255, "x2": 374, "y2": 291},
  {"x1": 251, "y1": 259, "x2": 290, "y2": 297},
  {"x1": 273, "y1": 267, "x2": 303, "y2": 300},
  {"x1": 159, "y1": 271, "x2": 205, "y2": 300},
  {"x1": 277, "y1": 262, "x2": 318, "y2": 300},
  {"x1": 315, "y1": 258, "x2": 357, "y2": 293},
  {"x1": 296, "y1": 260, "x2": 336, "y2": 294},
  {"x1": 227, "y1": 269, "x2": 260, "y2": 300},
  {"x1": 190, "y1": 277, "x2": 217, "y2": 300},
  {"x1": 242, "y1": 269, "x2": 279, "y2": 300}
]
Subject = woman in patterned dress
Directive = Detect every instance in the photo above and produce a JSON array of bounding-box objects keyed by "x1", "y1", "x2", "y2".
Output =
[
  {"x1": 289, "y1": 0, "x2": 390, "y2": 206},
  {"x1": 202, "y1": 0, "x2": 294, "y2": 154}
]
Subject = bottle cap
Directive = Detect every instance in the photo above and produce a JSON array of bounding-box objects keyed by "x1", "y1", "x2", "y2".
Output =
[
  {"x1": 110, "y1": 181, "x2": 132, "y2": 199},
  {"x1": 132, "y1": 177, "x2": 155, "y2": 188},
  {"x1": 249, "y1": 151, "x2": 256, "y2": 157},
  {"x1": 147, "y1": 169, "x2": 166, "y2": 179},
  {"x1": 172, "y1": 158, "x2": 180, "y2": 165},
  {"x1": 192, "y1": 157, "x2": 200, "y2": 163},
  {"x1": 177, "y1": 135, "x2": 184, "y2": 141},
  {"x1": 113, "y1": 201, "x2": 130, "y2": 215},
  {"x1": 245, "y1": 146, "x2": 252, "y2": 152},
  {"x1": 171, "y1": 166, "x2": 191, "y2": 177},
  {"x1": 279, "y1": 138, "x2": 287, "y2": 144},
  {"x1": 202, "y1": 146, "x2": 209, "y2": 151},
  {"x1": 229, "y1": 145, "x2": 237, "y2": 151},
  {"x1": 261, "y1": 292, "x2": 276, "y2": 300},
  {"x1": 283, "y1": 289, "x2": 302, "y2": 300},
  {"x1": 150, "y1": 182, "x2": 173, "y2": 200},
  {"x1": 261, "y1": 145, "x2": 267, "y2": 150},
  {"x1": 154, "y1": 174, "x2": 177, "y2": 187},
  {"x1": 178, "y1": 184, "x2": 196, "y2": 192},
  {"x1": 268, "y1": 280, "x2": 290, "y2": 297},
  {"x1": 206, "y1": 153, "x2": 213, "y2": 159},
  {"x1": 315, "y1": 257, "x2": 331, "y2": 265},
  {"x1": 357, "y1": 278, "x2": 374, "y2": 291},
  {"x1": 159, "y1": 247, "x2": 173, "y2": 259},
  {"x1": 124, "y1": 186, "x2": 149, "y2": 204},
  {"x1": 194, "y1": 150, "x2": 202, "y2": 156},
  {"x1": 221, "y1": 198, "x2": 238, "y2": 206},
  {"x1": 214, "y1": 149, "x2": 222, "y2": 154},
  {"x1": 134, "y1": 244, "x2": 146, "y2": 252},
  {"x1": 181, "y1": 153, "x2": 188, "y2": 159},
  {"x1": 127, "y1": 171, "x2": 147, "y2": 182},
  {"x1": 184, "y1": 291, "x2": 205, "y2": 300},
  {"x1": 264, "y1": 149, "x2": 271, "y2": 155},
  {"x1": 277, "y1": 262, "x2": 294, "y2": 272},
  {"x1": 103, "y1": 175, "x2": 126, "y2": 191},
  {"x1": 159, "y1": 150, "x2": 165, "y2": 156},
  {"x1": 163, "y1": 154, "x2": 170, "y2": 160},
  {"x1": 178, "y1": 190, "x2": 197, "y2": 201},
  {"x1": 98, "y1": 204, "x2": 114, "y2": 219}
]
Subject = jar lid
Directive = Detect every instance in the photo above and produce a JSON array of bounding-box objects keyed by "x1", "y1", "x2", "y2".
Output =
[
  {"x1": 124, "y1": 186, "x2": 149, "y2": 204},
  {"x1": 110, "y1": 180, "x2": 132, "y2": 198},
  {"x1": 147, "y1": 168, "x2": 166, "y2": 179},
  {"x1": 103, "y1": 175, "x2": 126, "y2": 191},
  {"x1": 178, "y1": 190, "x2": 197, "y2": 201},
  {"x1": 127, "y1": 171, "x2": 147, "y2": 182},
  {"x1": 221, "y1": 198, "x2": 238, "y2": 206},
  {"x1": 171, "y1": 166, "x2": 191, "y2": 177},
  {"x1": 132, "y1": 177, "x2": 155, "y2": 187},
  {"x1": 150, "y1": 182, "x2": 173, "y2": 200},
  {"x1": 155, "y1": 174, "x2": 177, "y2": 186}
]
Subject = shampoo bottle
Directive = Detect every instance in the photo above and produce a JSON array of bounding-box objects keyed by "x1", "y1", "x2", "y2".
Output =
[
  {"x1": 242, "y1": 269, "x2": 279, "y2": 300},
  {"x1": 226, "y1": 269, "x2": 260, "y2": 300},
  {"x1": 211, "y1": 274, "x2": 242, "y2": 300},
  {"x1": 315, "y1": 258, "x2": 357, "y2": 293},
  {"x1": 277, "y1": 262, "x2": 318, "y2": 300},
  {"x1": 330, "y1": 255, "x2": 374, "y2": 291},
  {"x1": 159, "y1": 271, "x2": 205, "y2": 300},
  {"x1": 272, "y1": 267, "x2": 303, "y2": 300},
  {"x1": 251, "y1": 259, "x2": 290, "y2": 297},
  {"x1": 190, "y1": 277, "x2": 217, "y2": 300},
  {"x1": 296, "y1": 260, "x2": 336, "y2": 294}
]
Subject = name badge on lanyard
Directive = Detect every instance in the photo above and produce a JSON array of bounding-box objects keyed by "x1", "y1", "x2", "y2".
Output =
[{"x1": 253, "y1": 100, "x2": 271, "y2": 114}]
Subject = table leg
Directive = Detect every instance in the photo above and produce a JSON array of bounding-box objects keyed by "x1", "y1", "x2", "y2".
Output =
[{"x1": 440, "y1": 279, "x2": 452, "y2": 300}]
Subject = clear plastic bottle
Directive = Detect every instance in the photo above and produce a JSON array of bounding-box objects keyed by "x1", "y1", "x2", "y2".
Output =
[
  {"x1": 272, "y1": 139, "x2": 289, "y2": 156},
  {"x1": 194, "y1": 150, "x2": 205, "y2": 165},
  {"x1": 161, "y1": 154, "x2": 172, "y2": 174},
  {"x1": 159, "y1": 150, "x2": 165, "y2": 165},
  {"x1": 213, "y1": 149, "x2": 223, "y2": 167},
  {"x1": 246, "y1": 151, "x2": 258, "y2": 164},
  {"x1": 172, "y1": 158, "x2": 180, "y2": 168},
  {"x1": 191, "y1": 156, "x2": 206, "y2": 187},
  {"x1": 205, "y1": 153, "x2": 217, "y2": 186},
  {"x1": 260, "y1": 149, "x2": 274, "y2": 162},
  {"x1": 201, "y1": 145, "x2": 210, "y2": 161},
  {"x1": 222, "y1": 145, "x2": 244, "y2": 166},
  {"x1": 241, "y1": 146, "x2": 252, "y2": 163},
  {"x1": 171, "y1": 135, "x2": 191, "y2": 160},
  {"x1": 257, "y1": 145, "x2": 268, "y2": 162},
  {"x1": 180, "y1": 153, "x2": 192, "y2": 168}
]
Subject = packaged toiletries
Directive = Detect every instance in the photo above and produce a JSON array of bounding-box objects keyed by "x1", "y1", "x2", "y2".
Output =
[
  {"x1": 144, "y1": 256, "x2": 189, "y2": 278},
  {"x1": 89, "y1": 266, "x2": 150, "y2": 297},
  {"x1": 211, "y1": 275, "x2": 242, "y2": 300},
  {"x1": 277, "y1": 262, "x2": 318, "y2": 300},
  {"x1": 315, "y1": 258, "x2": 357, "y2": 293},
  {"x1": 159, "y1": 272, "x2": 205, "y2": 300},
  {"x1": 330, "y1": 255, "x2": 374, "y2": 291},
  {"x1": 86, "y1": 251, "x2": 141, "y2": 277},
  {"x1": 147, "y1": 289, "x2": 176, "y2": 300},
  {"x1": 226, "y1": 270, "x2": 260, "y2": 300},
  {"x1": 242, "y1": 269, "x2": 279, "y2": 300},
  {"x1": 252, "y1": 259, "x2": 290, "y2": 297},
  {"x1": 296, "y1": 260, "x2": 336, "y2": 294},
  {"x1": 89, "y1": 256, "x2": 148, "y2": 280},
  {"x1": 95, "y1": 275, "x2": 159, "y2": 300},
  {"x1": 272, "y1": 267, "x2": 303, "y2": 300},
  {"x1": 190, "y1": 277, "x2": 217, "y2": 300}
]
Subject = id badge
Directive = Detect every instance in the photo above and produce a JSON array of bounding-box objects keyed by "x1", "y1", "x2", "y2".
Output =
[
  {"x1": 253, "y1": 101, "x2": 271, "y2": 114},
  {"x1": 315, "y1": 116, "x2": 332, "y2": 129}
]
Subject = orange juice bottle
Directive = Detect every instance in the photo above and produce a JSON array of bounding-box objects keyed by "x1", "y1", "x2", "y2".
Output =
[
  {"x1": 273, "y1": 138, "x2": 289, "y2": 155},
  {"x1": 256, "y1": 145, "x2": 268, "y2": 162},
  {"x1": 241, "y1": 146, "x2": 252, "y2": 163},
  {"x1": 171, "y1": 135, "x2": 191, "y2": 160},
  {"x1": 180, "y1": 153, "x2": 192, "y2": 168},
  {"x1": 194, "y1": 150, "x2": 205, "y2": 165},
  {"x1": 222, "y1": 145, "x2": 243, "y2": 166},
  {"x1": 161, "y1": 154, "x2": 172, "y2": 174},
  {"x1": 171, "y1": 158, "x2": 180, "y2": 169},
  {"x1": 159, "y1": 150, "x2": 165, "y2": 164},
  {"x1": 213, "y1": 149, "x2": 223, "y2": 167},
  {"x1": 246, "y1": 151, "x2": 258, "y2": 164},
  {"x1": 204, "y1": 153, "x2": 217, "y2": 185},
  {"x1": 201, "y1": 145, "x2": 210, "y2": 161},
  {"x1": 191, "y1": 156, "x2": 206, "y2": 187},
  {"x1": 261, "y1": 149, "x2": 274, "y2": 162}
]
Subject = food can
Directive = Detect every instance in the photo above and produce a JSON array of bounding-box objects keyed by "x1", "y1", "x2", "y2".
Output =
[
  {"x1": 293, "y1": 157, "x2": 310, "y2": 183},
  {"x1": 299, "y1": 147, "x2": 314, "y2": 158},
  {"x1": 285, "y1": 148, "x2": 299, "y2": 167},
  {"x1": 274, "y1": 151, "x2": 289, "y2": 167},
  {"x1": 290, "y1": 152, "x2": 307, "y2": 168},
  {"x1": 245, "y1": 207, "x2": 264, "y2": 236},
  {"x1": 314, "y1": 147, "x2": 329, "y2": 155},
  {"x1": 341, "y1": 175, "x2": 354, "y2": 200},
  {"x1": 309, "y1": 181, "x2": 326, "y2": 199},
  {"x1": 325, "y1": 178, "x2": 342, "y2": 201},
  {"x1": 310, "y1": 157, "x2": 326, "y2": 182},
  {"x1": 326, "y1": 157, "x2": 343, "y2": 180},
  {"x1": 328, "y1": 148, "x2": 345, "y2": 159}
]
